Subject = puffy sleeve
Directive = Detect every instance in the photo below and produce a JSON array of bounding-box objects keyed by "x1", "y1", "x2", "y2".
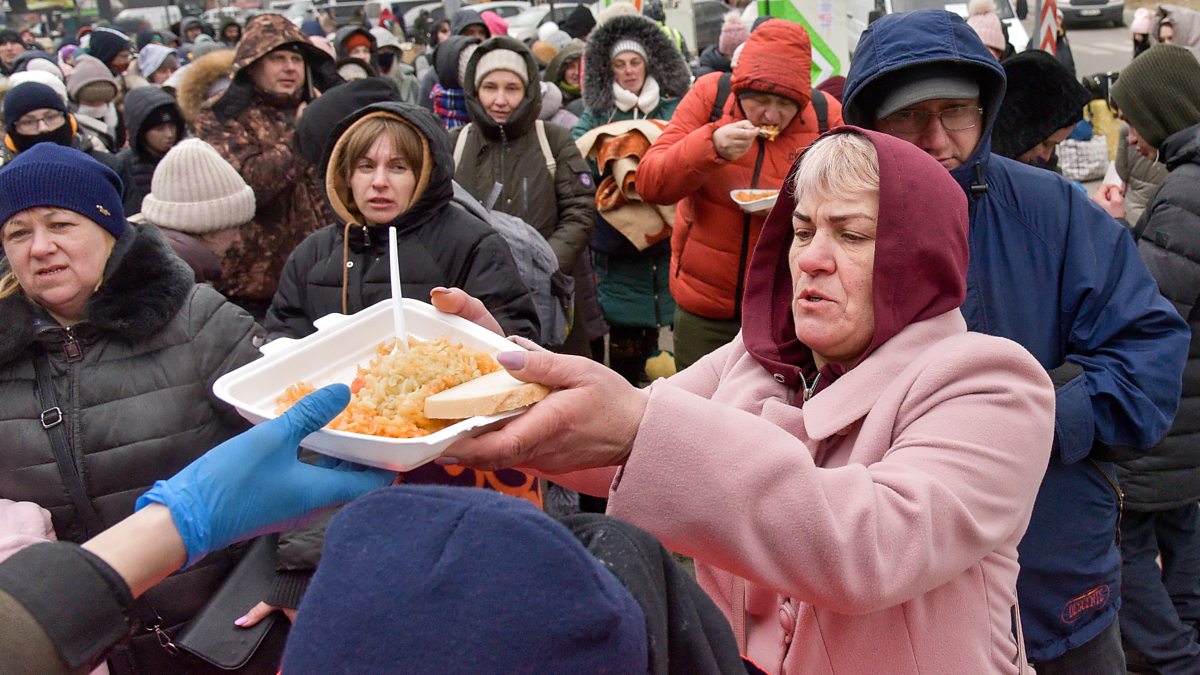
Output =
[
  {"x1": 1052, "y1": 191, "x2": 1189, "y2": 463},
  {"x1": 636, "y1": 77, "x2": 729, "y2": 206},
  {"x1": 605, "y1": 337, "x2": 1055, "y2": 614}
]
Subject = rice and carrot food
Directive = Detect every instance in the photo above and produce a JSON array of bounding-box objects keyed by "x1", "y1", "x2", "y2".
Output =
[{"x1": 275, "y1": 337, "x2": 501, "y2": 438}]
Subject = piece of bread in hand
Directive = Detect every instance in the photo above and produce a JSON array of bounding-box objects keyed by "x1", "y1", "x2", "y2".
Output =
[{"x1": 424, "y1": 370, "x2": 550, "y2": 419}]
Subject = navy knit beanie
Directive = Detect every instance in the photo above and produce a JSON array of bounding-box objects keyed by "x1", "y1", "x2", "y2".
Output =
[
  {"x1": 86, "y1": 27, "x2": 131, "y2": 67},
  {"x1": 0, "y1": 143, "x2": 126, "y2": 238},
  {"x1": 283, "y1": 485, "x2": 648, "y2": 673},
  {"x1": 2, "y1": 82, "x2": 68, "y2": 129}
]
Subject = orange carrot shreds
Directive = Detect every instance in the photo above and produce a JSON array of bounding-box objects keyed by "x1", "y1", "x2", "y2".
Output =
[{"x1": 275, "y1": 337, "x2": 501, "y2": 438}]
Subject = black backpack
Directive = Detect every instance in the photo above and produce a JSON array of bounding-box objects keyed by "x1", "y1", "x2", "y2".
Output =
[{"x1": 708, "y1": 71, "x2": 828, "y2": 131}]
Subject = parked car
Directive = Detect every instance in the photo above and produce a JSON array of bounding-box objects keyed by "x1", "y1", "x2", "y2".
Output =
[
  {"x1": 402, "y1": 0, "x2": 531, "y2": 34},
  {"x1": 506, "y1": 1, "x2": 596, "y2": 42},
  {"x1": 1059, "y1": 0, "x2": 1124, "y2": 27}
]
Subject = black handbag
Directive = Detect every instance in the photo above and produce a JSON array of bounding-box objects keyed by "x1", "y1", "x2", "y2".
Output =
[{"x1": 174, "y1": 534, "x2": 290, "y2": 670}]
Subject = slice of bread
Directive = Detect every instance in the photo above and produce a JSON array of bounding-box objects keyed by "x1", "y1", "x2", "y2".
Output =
[{"x1": 424, "y1": 370, "x2": 550, "y2": 419}]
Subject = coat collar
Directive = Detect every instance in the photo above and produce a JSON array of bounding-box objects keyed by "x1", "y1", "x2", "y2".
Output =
[{"x1": 799, "y1": 310, "x2": 966, "y2": 440}]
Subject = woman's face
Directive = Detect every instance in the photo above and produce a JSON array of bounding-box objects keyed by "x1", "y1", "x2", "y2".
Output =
[
  {"x1": 789, "y1": 189, "x2": 879, "y2": 368},
  {"x1": 435, "y1": 21, "x2": 452, "y2": 43},
  {"x1": 144, "y1": 122, "x2": 179, "y2": 156},
  {"x1": 479, "y1": 70, "x2": 525, "y2": 124},
  {"x1": 563, "y1": 56, "x2": 581, "y2": 86},
  {"x1": 349, "y1": 135, "x2": 417, "y2": 225},
  {"x1": 611, "y1": 51, "x2": 646, "y2": 94},
  {"x1": 2, "y1": 207, "x2": 113, "y2": 325},
  {"x1": 150, "y1": 62, "x2": 176, "y2": 84}
]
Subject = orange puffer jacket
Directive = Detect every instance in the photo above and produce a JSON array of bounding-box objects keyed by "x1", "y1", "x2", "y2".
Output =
[{"x1": 637, "y1": 20, "x2": 842, "y2": 320}]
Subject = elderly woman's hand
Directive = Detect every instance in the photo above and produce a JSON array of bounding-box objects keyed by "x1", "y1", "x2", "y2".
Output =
[
  {"x1": 440, "y1": 344, "x2": 650, "y2": 474},
  {"x1": 430, "y1": 286, "x2": 504, "y2": 336}
]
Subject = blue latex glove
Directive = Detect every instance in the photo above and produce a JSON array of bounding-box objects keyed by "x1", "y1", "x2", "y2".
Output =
[{"x1": 136, "y1": 384, "x2": 396, "y2": 567}]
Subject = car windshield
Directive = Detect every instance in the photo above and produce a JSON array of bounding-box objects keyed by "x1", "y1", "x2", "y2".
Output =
[{"x1": 892, "y1": 0, "x2": 1014, "y2": 19}]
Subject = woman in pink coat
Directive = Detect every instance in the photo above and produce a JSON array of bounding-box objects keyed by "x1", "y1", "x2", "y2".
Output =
[{"x1": 434, "y1": 127, "x2": 1055, "y2": 674}]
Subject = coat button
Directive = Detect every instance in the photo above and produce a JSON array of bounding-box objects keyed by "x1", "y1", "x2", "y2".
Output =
[
  {"x1": 778, "y1": 604, "x2": 797, "y2": 637},
  {"x1": 346, "y1": 261, "x2": 354, "y2": 268}
]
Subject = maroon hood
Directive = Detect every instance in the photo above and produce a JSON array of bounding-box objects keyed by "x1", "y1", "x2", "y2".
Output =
[{"x1": 741, "y1": 126, "x2": 968, "y2": 396}]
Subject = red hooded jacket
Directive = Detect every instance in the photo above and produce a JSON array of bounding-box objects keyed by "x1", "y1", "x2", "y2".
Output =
[{"x1": 636, "y1": 20, "x2": 843, "y2": 320}]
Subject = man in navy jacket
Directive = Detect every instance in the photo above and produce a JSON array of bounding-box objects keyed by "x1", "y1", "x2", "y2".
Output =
[{"x1": 843, "y1": 10, "x2": 1189, "y2": 672}]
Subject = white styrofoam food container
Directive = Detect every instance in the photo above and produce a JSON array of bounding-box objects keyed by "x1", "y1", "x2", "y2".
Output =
[
  {"x1": 730, "y1": 188, "x2": 779, "y2": 215},
  {"x1": 212, "y1": 299, "x2": 526, "y2": 471}
]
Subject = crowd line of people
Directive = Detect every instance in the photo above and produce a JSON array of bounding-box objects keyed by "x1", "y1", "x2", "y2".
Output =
[{"x1": 0, "y1": 2, "x2": 1199, "y2": 674}]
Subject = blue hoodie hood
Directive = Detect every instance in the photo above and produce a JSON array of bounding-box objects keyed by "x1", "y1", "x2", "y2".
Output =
[{"x1": 843, "y1": 10, "x2": 1006, "y2": 194}]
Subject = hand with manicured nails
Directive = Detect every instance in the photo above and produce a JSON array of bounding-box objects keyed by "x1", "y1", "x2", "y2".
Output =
[
  {"x1": 136, "y1": 385, "x2": 397, "y2": 568},
  {"x1": 433, "y1": 286, "x2": 649, "y2": 473},
  {"x1": 438, "y1": 344, "x2": 649, "y2": 473}
]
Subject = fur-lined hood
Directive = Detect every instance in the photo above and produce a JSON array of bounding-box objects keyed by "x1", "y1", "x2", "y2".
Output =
[
  {"x1": 0, "y1": 223, "x2": 193, "y2": 366},
  {"x1": 582, "y1": 14, "x2": 691, "y2": 114},
  {"x1": 176, "y1": 48, "x2": 235, "y2": 123}
]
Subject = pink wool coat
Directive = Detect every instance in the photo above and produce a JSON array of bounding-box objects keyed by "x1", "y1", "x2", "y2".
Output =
[{"x1": 560, "y1": 310, "x2": 1054, "y2": 674}]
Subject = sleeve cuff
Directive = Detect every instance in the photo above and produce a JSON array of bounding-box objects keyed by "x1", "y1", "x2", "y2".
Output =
[
  {"x1": 265, "y1": 571, "x2": 312, "y2": 609},
  {"x1": 0, "y1": 542, "x2": 133, "y2": 670}
]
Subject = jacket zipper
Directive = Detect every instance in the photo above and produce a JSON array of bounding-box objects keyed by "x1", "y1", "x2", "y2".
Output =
[
  {"x1": 1088, "y1": 459, "x2": 1125, "y2": 546},
  {"x1": 62, "y1": 325, "x2": 83, "y2": 362},
  {"x1": 732, "y1": 140, "x2": 767, "y2": 320}
]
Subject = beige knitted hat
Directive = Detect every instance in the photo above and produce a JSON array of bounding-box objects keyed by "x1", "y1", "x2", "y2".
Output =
[
  {"x1": 474, "y1": 48, "x2": 528, "y2": 87},
  {"x1": 141, "y1": 138, "x2": 256, "y2": 233}
]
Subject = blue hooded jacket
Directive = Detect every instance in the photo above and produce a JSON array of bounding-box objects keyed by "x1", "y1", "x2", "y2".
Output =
[{"x1": 844, "y1": 10, "x2": 1189, "y2": 662}]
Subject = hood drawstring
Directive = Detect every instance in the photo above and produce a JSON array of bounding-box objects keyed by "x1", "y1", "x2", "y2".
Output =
[
  {"x1": 341, "y1": 221, "x2": 354, "y2": 314},
  {"x1": 970, "y1": 161, "x2": 988, "y2": 198}
]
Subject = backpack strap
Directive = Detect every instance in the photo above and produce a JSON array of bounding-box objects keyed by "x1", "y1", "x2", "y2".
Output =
[
  {"x1": 534, "y1": 120, "x2": 556, "y2": 177},
  {"x1": 810, "y1": 89, "x2": 828, "y2": 133},
  {"x1": 710, "y1": 71, "x2": 733, "y2": 123},
  {"x1": 452, "y1": 122, "x2": 472, "y2": 168}
]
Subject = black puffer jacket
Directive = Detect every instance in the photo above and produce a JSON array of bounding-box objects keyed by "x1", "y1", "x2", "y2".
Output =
[
  {"x1": 453, "y1": 36, "x2": 595, "y2": 274},
  {"x1": 0, "y1": 223, "x2": 265, "y2": 672},
  {"x1": 264, "y1": 102, "x2": 540, "y2": 340},
  {"x1": 1120, "y1": 123, "x2": 1200, "y2": 510},
  {"x1": 692, "y1": 44, "x2": 732, "y2": 78},
  {"x1": 116, "y1": 86, "x2": 186, "y2": 216}
]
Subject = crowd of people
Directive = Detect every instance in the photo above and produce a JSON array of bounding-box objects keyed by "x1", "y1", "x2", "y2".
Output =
[{"x1": 0, "y1": 2, "x2": 1198, "y2": 674}]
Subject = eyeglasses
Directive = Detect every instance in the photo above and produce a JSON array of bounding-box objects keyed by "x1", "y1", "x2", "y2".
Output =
[
  {"x1": 14, "y1": 110, "x2": 66, "y2": 135},
  {"x1": 879, "y1": 106, "x2": 983, "y2": 135}
]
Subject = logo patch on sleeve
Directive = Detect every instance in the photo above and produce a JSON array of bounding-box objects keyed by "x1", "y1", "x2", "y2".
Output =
[{"x1": 579, "y1": 173, "x2": 593, "y2": 188}]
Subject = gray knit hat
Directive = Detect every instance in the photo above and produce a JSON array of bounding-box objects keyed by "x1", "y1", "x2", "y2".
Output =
[
  {"x1": 141, "y1": 138, "x2": 255, "y2": 233},
  {"x1": 1111, "y1": 44, "x2": 1200, "y2": 149}
]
